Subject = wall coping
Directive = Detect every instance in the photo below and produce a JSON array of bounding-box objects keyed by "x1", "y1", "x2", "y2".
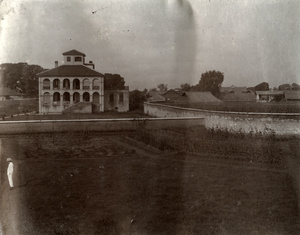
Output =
[
  {"x1": 0, "y1": 117, "x2": 204, "y2": 125},
  {"x1": 144, "y1": 102, "x2": 300, "y2": 117}
]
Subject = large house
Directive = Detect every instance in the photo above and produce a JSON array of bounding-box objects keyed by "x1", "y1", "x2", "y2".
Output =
[{"x1": 38, "y1": 50, "x2": 129, "y2": 114}]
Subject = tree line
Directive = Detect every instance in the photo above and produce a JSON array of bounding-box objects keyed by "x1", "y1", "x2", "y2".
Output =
[
  {"x1": 1, "y1": 62, "x2": 299, "y2": 110},
  {"x1": 0, "y1": 63, "x2": 126, "y2": 97},
  {"x1": 153, "y1": 72, "x2": 300, "y2": 95}
]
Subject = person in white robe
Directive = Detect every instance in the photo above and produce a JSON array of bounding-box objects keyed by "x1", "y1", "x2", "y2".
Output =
[{"x1": 7, "y1": 158, "x2": 14, "y2": 189}]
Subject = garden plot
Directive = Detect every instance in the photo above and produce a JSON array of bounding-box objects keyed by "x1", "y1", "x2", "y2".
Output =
[{"x1": 0, "y1": 133, "x2": 299, "y2": 234}]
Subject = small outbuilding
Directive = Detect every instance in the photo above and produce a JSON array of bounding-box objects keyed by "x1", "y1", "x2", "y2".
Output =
[
  {"x1": 255, "y1": 91, "x2": 284, "y2": 102},
  {"x1": 284, "y1": 91, "x2": 300, "y2": 101},
  {"x1": 0, "y1": 87, "x2": 23, "y2": 100}
]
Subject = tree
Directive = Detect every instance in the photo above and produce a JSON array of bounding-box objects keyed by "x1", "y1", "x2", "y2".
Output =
[
  {"x1": 129, "y1": 90, "x2": 147, "y2": 110},
  {"x1": 180, "y1": 83, "x2": 191, "y2": 91},
  {"x1": 104, "y1": 73, "x2": 125, "y2": 90},
  {"x1": 255, "y1": 82, "x2": 269, "y2": 91},
  {"x1": 277, "y1": 83, "x2": 300, "y2": 91},
  {"x1": 157, "y1": 83, "x2": 168, "y2": 92},
  {"x1": 292, "y1": 83, "x2": 300, "y2": 90},
  {"x1": 196, "y1": 70, "x2": 224, "y2": 96},
  {"x1": 0, "y1": 63, "x2": 46, "y2": 97},
  {"x1": 278, "y1": 84, "x2": 291, "y2": 91}
]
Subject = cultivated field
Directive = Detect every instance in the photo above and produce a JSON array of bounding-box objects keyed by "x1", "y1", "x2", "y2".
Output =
[{"x1": 0, "y1": 130, "x2": 299, "y2": 234}]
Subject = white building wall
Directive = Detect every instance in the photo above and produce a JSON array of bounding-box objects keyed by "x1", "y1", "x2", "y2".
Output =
[{"x1": 39, "y1": 76, "x2": 104, "y2": 114}]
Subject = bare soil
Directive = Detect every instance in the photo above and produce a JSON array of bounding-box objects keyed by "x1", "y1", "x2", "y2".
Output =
[{"x1": 0, "y1": 132, "x2": 299, "y2": 234}]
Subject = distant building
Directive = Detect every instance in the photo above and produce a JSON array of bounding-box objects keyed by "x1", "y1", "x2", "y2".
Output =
[
  {"x1": 220, "y1": 86, "x2": 255, "y2": 102},
  {"x1": 162, "y1": 89, "x2": 182, "y2": 101},
  {"x1": 38, "y1": 50, "x2": 129, "y2": 114},
  {"x1": 220, "y1": 86, "x2": 248, "y2": 93},
  {"x1": 255, "y1": 91, "x2": 284, "y2": 102},
  {"x1": 0, "y1": 87, "x2": 23, "y2": 100},
  {"x1": 146, "y1": 91, "x2": 166, "y2": 102},
  {"x1": 173, "y1": 92, "x2": 222, "y2": 103},
  {"x1": 284, "y1": 91, "x2": 300, "y2": 101},
  {"x1": 182, "y1": 92, "x2": 222, "y2": 103}
]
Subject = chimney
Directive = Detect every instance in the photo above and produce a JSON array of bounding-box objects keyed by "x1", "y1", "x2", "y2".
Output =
[
  {"x1": 55, "y1": 61, "x2": 58, "y2": 68},
  {"x1": 89, "y1": 61, "x2": 95, "y2": 69}
]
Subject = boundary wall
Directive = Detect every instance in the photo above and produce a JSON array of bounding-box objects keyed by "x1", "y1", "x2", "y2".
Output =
[
  {"x1": 0, "y1": 117, "x2": 204, "y2": 135},
  {"x1": 144, "y1": 102, "x2": 300, "y2": 136}
]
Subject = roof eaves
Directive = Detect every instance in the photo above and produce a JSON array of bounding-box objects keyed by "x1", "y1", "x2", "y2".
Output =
[{"x1": 62, "y1": 49, "x2": 86, "y2": 56}]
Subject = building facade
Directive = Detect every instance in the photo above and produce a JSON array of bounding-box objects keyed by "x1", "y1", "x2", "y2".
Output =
[
  {"x1": 38, "y1": 50, "x2": 129, "y2": 114},
  {"x1": 104, "y1": 89, "x2": 130, "y2": 112},
  {"x1": 255, "y1": 91, "x2": 284, "y2": 102}
]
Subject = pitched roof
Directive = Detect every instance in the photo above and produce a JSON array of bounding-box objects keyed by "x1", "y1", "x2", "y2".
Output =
[
  {"x1": 178, "y1": 92, "x2": 222, "y2": 103},
  {"x1": 284, "y1": 91, "x2": 300, "y2": 100},
  {"x1": 162, "y1": 89, "x2": 182, "y2": 100},
  {"x1": 62, "y1": 50, "x2": 86, "y2": 56},
  {"x1": 0, "y1": 87, "x2": 21, "y2": 96},
  {"x1": 220, "y1": 86, "x2": 248, "y2": 93},
  {"x1": 37, "y1": 65, "x2": 104, "y2": 77},
  {"x1": 219, "y1": 91, "x2": 256, "y2": 102},
  {"x1": 148, "y1": 90, "x2": 165, "y2": 96},
  {"x1": 147, "y1": 93, "x2": 166, "y2": 102},
  {"x1": 162, "y1": 89, "x2": 181, "y2": 96},
  {"x1": 174, "y1": 90, "x2": 185, "y2": 96},
  {"x1": 184, "y1": 92, "x2": 222, "y2": 102},
  {"x1": 255, "y1": 91, "x2": 284, "y2": 95}
]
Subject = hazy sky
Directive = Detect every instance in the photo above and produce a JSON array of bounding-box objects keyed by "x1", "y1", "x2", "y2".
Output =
[{"x1": 1, "y1": 0, "x2": 299, "y2": 90}]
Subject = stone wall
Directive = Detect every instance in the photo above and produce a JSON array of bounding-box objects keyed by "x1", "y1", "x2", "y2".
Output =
[
  {"x1": 144, "y1": 102, "x2": 300, "y2": 136},
  {"x1": 0, "y1": 117, "x2": 204, "y2": 135}
]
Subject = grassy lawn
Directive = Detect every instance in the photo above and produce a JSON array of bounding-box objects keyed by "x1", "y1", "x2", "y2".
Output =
[{"x1": 0, "y1": 132, "x2": 299, "y2": 234}]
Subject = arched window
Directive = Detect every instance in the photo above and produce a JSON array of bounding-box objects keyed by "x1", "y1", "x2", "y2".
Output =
[
  {"x1": 43, "y1": 79, "x2": 50, "y2": 89},
  {"x1": 53, "y1": 92, "x2": 60, "y2": 105},
  {"x1": 53, "y1": 79, "x2": 60, "y2": 89},
  {"x1": 63, "y1": 79, "x2": 70, "y2": 89},
  {"x1": 83, "y1": 92, "x2": 90, "y2": 102},
  {"x1": 43, "y1": 92, "x2": 50, "y2": 105},
  {"x1": 73, "y1": 92, "x2": 80, "y2": 103},
  {"x1": 83, "y1": 79, "x2": 90, "y2": 90},
  {"x1": 92, "y1": 78, "x2": 100, "y2": 89},
  {"x1": 63, "y1": 92, "x2": 70, "y2": 102},
  {"x1": 119, "y1": 92, "x2": 124, "y2": 103},
  {"x1": 73, "y1": 79, "x2": 80, "y2": 89},
  {"x1": 93, "y1": 92, "x2": 99, "y2": 103}
]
